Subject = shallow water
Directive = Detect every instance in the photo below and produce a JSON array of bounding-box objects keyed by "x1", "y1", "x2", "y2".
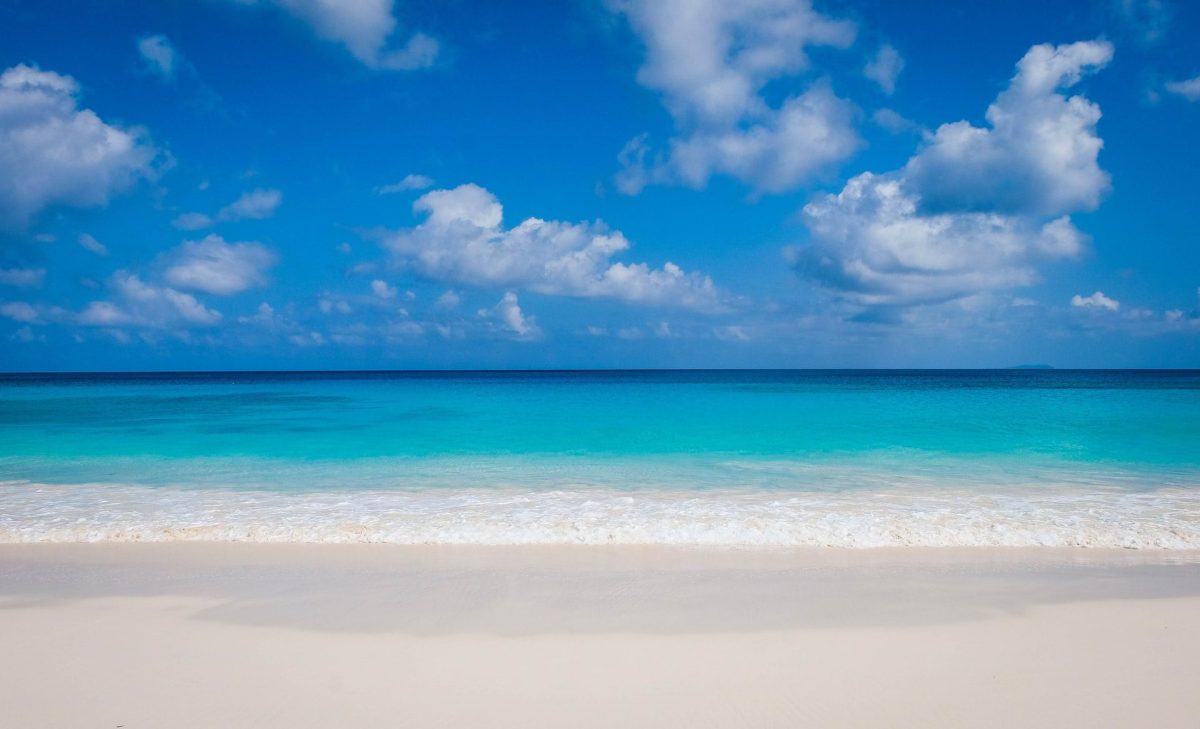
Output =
[{"x1": 2, "y1": 370, "x2": 1198, "y2": 546}]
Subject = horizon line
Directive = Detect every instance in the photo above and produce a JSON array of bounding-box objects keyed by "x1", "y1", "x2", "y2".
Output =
[{"x1": 3, "y1": 367, "x2": 1200, "y2": 376}]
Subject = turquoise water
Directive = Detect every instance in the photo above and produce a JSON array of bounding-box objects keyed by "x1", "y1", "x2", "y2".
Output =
[{"x1": 2, "y1": 370, "x2": 1199, "y2": 547}]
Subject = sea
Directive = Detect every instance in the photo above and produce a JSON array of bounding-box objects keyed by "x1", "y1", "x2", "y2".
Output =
[{"x1": 1, "y1": 369, "x2": 1198, "y2": 548}]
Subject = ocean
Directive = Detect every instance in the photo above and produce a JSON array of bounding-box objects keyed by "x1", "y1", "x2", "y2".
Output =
[{"x1": 2, "y1": 369, "x2": 1198, "y2": 547}]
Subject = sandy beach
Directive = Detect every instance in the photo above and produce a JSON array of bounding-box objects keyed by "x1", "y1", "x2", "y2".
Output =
[{"x1": 2, "y1": 545, "x2": 1198, "y2": 728}]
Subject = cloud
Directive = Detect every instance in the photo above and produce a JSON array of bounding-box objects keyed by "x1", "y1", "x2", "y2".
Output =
[
  {"x1": 78, "y1": 233, "x2": 109, "y2": 256},
  {"x1": 370, "y1": 279, "x2": 397, "y2": 299},
  {"x1": 1113, "y1": 0, "x2": 1172, "y2": 45},
  {"x1": 238, "y1": 301, "x2": 279, "y2": 326},
  {"x1": 479, "y1": 291, "x2": 541, "y2": 340},
  {"x1": 289, "y1": 331, "x2": 326, "y2": 347},
  {"x1": 78, "y1": 272, "x2": 221, "y2": 327},
  {"x1": 610, "y1": 0, "x2": 859, "y2": 193},
  {"x1": 872, "y1": 108, "x2": 922, "y2": 135},
  {"x1": 161, "y1": 234, "x2": 278, "y2": 295},
  {"x1": 0, "y1": 64, "x2": 157, "y2": 230},
  {"x1": 714, "y1": 324, "x2": 751, "y2": 341},
  {"x1": 173, "y1": 188, "x2": 282, "y2": 229},
  {"x1": 434, "y1": 290, "x2": 460, "y2": 309},
  {"x1": 793, "y1": 41, "x2": 1112, "y2": 308},
  {"x1": 318, "y1": 297, "x2": 352, "y2": 314},
  {"x1": 137, "y1": 34, "x2": 182, "y2": 80},
  {"x1": 0, "y1": 267, "x2": 46, "y2": 288},
  {"x1": 10, "y1": 325, "x2": 43, "y2": 343},
  {"x1": 235, "y1": 0, "x2": 438, "y2": 70},
  {"x1": 1072, "y1": 291, "x2": 1120, "y2": 311},
  {"x1": 376, "y1": 174, "x2": 433, "y2": 194},
  {"x1": 904, "y1": 41, "x2": 1112, "y2": 217},
  {"x1": 172, "y1": 212, "x2": 213, "y2": 230},
  {"x1": 383, "y1": 183, "x2": 723, "y2": 310},
  {"x1": 0, "y1": 301, "x2": 40, "y2": 323},
  {"x1": 219, "y1": 187, "x2": 281, "y2": 221},
  {"x1": 1165, "y1": 75, "x2": 1200, "y2": 102},
  {"x1": 864, "y1": 44, "x2": 904, "y2": 94}
]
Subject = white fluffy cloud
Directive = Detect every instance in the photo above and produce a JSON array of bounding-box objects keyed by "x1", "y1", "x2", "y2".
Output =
[
  {"x1": 795, "y1": 174, "x2": 1086, "y2": 306},
  {"x1": 794, "y1": 41, "x2": 1112, "y2": 308},
  {"x1": 236, "y1": 0, "x2": 438, "y2": 70},
  {"x1": 478, "y1": 291, "x2": 542, "y2": 341},
  {"x1": 174, "y1": 188, "x2": 282, "y2": 230},
  {"x1": 610, "y1": 0, "x2": 859, "y2": 193},
  {"x1": 864, "y1": 44, "x2": 904, "y2": 95},
  {"x1": 1165, "y1": 75, "x2": 1200, "y2": 102},
  {"x1": 1072, "y1": 291, "x2": 1120, "y2": 311},
  {"x1": 0, "y1": 64, "x2": 156, "y2": 230},
  {"x1": 78, "y1": 272, "x2": 221, "y2": 328},
  {"x1": 383, "y1": 184, "x2": 723, "y2": 310},
  {"x1": 904, "y1": 41, "x2": 1112, "y2": 217},
  {"x1": 137, "y1": 35, "x2": 181, "y2": 79},
  {"x1": 161, "y1": 234, "x2": 278, "y2": 295}
]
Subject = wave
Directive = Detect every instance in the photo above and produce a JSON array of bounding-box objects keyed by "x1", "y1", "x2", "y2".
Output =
[{"x1": 2, "y1": 481, "x2": 1199, "y2": 548}]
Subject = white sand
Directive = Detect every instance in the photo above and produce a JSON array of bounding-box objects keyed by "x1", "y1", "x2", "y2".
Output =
[{"x1": 2, "y1": 545, "x2": 1199, "y2": 728}]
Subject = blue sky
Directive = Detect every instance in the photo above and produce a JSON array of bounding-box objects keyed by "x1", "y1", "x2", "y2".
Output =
[{"x1": 1, "y1": 0, "x2": 1198, "y2": 370}]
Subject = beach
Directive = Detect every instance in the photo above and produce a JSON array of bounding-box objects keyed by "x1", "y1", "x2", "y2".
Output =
[
  {"x1": 4, "y1": 371, "x2": 1200, "y2": 726},
  {"x1": 2, "y1": 544, "x2": 1199, "y2": 728}
]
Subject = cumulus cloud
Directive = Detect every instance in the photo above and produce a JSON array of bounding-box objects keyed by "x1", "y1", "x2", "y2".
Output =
[
  {"x1": 78, "y1": 233, "x2": 109, "y2": 256},
  {"x1": 137, "y1": 34, "x2": 182, "y2": 80},
  {"x1": 78, "y1": 272, "x2": 221, "y2": 328},
  {"x1": 174, "y1": 188, "x2": 282, "y2": 229},
  {"x1": 383, "y1": 183, "x2": 723, "y2": 310},
  {"x1": 1072, "y1": 291, "x2": 1120, "y2": 311},
  {"x1": 0, "y1": 64, "x2": 157, "y2": 230},
  {"x1": 610, "y1": 0, "x2": 859, "y2": 193},
  {"x1": 235, "y1": 0, "x2": 438, "y2": 70},
  {"x1": 479, "y1": 291, "x2": 541, "y2": 340},
  {"x1": 864, "y1": 44, "x2": 904, "y2": 94},
  {"x1": 376, "y1": 174, "x2": 433, "y2": 194},
  {"x1": 161, "y1": 234, "x2": 278, "y2": 295},
  {"x1": 0, "y1": 267, "x2": 46, "y2": 288},
  {"x1": 1165, "y1": 75, "x2": 1200, "y2": 102},
  {"x1": 904, "y1": 41, "x2": 1112, "y2": 217},
  {"x1": 793, "y1": 40, "x2": 1112, "y2": 308}
]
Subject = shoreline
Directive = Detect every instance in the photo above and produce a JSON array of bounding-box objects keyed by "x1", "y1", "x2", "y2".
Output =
[
  {"x1": 6, "y1": 480, "x2": 1200, "y2": 548},
  {"x1": 3, "y1": 544, "x2": 1199, "y2": 727}
]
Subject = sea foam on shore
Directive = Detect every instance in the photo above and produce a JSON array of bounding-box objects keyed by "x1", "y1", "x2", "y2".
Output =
[{"x1": 4, "y1": 481, "x2": 1198, "y2": 548}]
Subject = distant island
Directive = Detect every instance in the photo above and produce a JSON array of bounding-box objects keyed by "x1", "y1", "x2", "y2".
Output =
[{"x1": 1007, "y1": 364, "x2": 1056, "y2": 370}]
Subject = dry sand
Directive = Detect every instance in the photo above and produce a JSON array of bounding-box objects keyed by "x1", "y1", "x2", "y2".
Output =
[{"x1": 2, "y1": 544, "x2": 1199, "y2": 728}]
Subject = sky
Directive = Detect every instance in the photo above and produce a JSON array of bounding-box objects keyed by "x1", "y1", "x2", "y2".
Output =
[{"x1": 0, "y1": 0, "x2": 1198, "y2": 370}]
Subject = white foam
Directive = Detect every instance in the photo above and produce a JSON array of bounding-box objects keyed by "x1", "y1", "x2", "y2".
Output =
[{"x1": 2, "y1": 481, "x2": 1199, "y2": 548}]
